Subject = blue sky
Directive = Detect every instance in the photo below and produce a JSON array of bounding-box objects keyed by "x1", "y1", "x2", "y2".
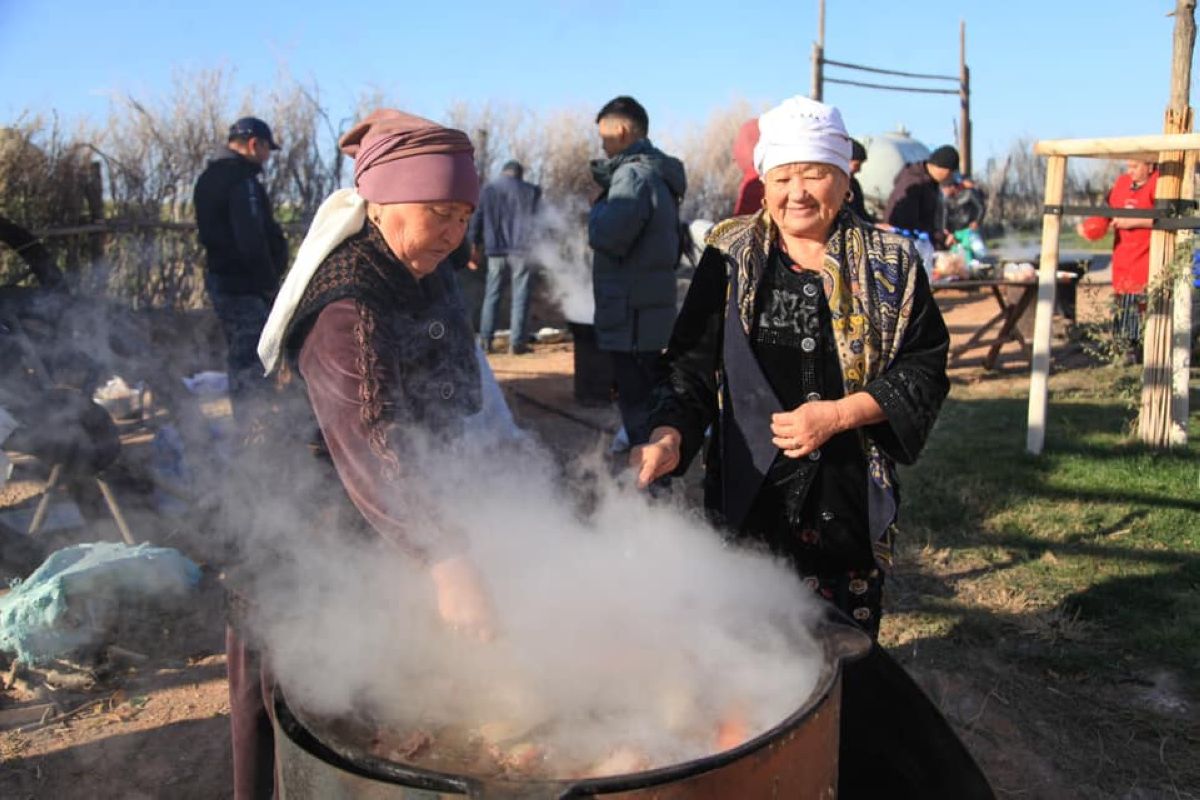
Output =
[{"x1": 0, "y1": 0, "x2": 1193, "y2": 169}]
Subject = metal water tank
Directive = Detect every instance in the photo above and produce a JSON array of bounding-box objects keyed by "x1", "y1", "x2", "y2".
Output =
[{"x1": 855, "y1": 127, "x2": 930, "y2": 212}]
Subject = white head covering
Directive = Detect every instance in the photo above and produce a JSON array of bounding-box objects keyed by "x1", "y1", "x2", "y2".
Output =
[
  {"x1": 753, "y1": 96, "x2": 852, "y2": 177},
  {"x1": 257, "y1": 188, "x2": 368, "y2": 374}
]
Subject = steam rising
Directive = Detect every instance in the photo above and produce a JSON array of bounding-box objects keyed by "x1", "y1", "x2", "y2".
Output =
[
  {"x1": 242, "y1": 414, "x2": 827, "y2": 775},
  {"x1": 530, "y1": 200, "x2": 595, "y2": 324}
]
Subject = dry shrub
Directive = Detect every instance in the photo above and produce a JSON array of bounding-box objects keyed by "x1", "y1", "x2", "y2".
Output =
[
  {"x1": 444, "y1": 101, "x2": 595, "y2": 207},
  {"x1": 532, "y1": 108, "x2": 596, "y2": 206},
  {"x1": 665, "y1": 99, "x2": 755, "y2": 222},
  {"x1": 3, "y1": 67, "x2": 357, "y2": 307},
  {"x1": 0, "y1": 114, "x2": 96, "y2": 286}
]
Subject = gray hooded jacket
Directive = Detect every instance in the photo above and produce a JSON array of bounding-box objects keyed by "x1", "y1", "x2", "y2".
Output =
[{"x1": 588, "y1": 139, "x2": 687, "y2": 352}]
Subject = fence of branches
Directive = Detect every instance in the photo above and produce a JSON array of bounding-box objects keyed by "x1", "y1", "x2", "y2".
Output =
[{"x1": 2, "y1": 69, "x2": 1115, "y2": 309}]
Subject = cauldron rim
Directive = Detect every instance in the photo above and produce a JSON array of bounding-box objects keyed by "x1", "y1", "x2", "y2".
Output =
[{"x1": 274, "y1": 614, "x2": 870, "y2": 797}]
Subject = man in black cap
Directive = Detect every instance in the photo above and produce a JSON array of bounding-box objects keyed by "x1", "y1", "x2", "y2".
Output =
[
  {"x1": 884, "y1": 144, "x2": 959, "y2": 245},
  {"x1": 193, "y1": 117, "x2": 287, "y2": 428},
  {"x1": 467, "y1": 159, "x2": 542, "y2": 354}
]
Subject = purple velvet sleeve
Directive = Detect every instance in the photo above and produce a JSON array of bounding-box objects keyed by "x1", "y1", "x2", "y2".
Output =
[{"x1": 297, "y1": 298, "x2": 465, "y2": 563}]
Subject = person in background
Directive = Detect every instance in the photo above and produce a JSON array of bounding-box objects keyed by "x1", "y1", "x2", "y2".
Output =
[
  {"x1": 845, "y1": 138, "x2": 875, "y2": 223},
  {"x1": 941, "y1": 173, "x2": 987, "y2": 233},
  {"x1": 468, "y1": 160, "x2": 542, "y2": 354},
  {"x1": 884, "y1": 144, "x2": 959, "y2": 246},
  {"x1": 1076, "y1": 159, "x2": 1159, "y2": 363},
  {"x1": 732, "y1": 118, "x2": 763, "y2": 216},
  {"x1": 193, "y1": 117, "x2": 288, "y2": 430},
  {"x1": 588, "y1": 95, "x2": 687, "y2": 449}
]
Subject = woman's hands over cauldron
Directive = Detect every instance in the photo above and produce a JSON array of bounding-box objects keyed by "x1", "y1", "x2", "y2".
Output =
[
  {"x1": 430, "y1": 555, "x2": 496, "y2": 642},
  {"x1": 629, "y1": 426, "x2": 682, "y2": 488}
]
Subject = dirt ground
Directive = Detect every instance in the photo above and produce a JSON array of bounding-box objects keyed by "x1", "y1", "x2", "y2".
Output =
[{"x1": 0, "y1": 275, "x2": 1133, "y2": 799}]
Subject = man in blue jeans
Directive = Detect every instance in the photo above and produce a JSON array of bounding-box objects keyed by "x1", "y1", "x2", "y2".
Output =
[{"x1": 468, "y1": 160, "x2": 541, "y2": 354}]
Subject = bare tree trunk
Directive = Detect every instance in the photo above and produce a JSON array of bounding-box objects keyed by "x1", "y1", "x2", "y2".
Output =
[{"x1": 1138, "y1": 0, "x2": 1195, "y2": 447}]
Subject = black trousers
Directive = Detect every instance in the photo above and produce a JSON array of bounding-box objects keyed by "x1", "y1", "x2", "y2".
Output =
[{"x1": 609, "y1": 350, "x2": 666, "y2": 447}]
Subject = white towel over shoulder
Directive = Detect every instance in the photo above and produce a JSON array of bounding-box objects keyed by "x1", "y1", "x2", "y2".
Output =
[{"x1": 257, "y1": 188, "x2": 367, "y2": 375}]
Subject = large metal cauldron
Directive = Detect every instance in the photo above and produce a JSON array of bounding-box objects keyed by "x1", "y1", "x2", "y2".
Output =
[{"x1": 272, "y1": 616, "x2": 872, "y2": 799}]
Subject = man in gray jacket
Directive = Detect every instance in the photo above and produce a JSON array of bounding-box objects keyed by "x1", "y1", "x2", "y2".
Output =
[{"x1": 588, "y1": 96, "x2": 687, "y2": 448}]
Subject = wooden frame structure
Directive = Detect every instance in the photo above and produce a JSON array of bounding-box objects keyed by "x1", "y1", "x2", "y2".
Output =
[
  {"x1": 810, "y1": 0, "x2": 972, "y2": 174},
  {"x1": 1026, "y1": 132, "x2": 1200, "y2": 454}
]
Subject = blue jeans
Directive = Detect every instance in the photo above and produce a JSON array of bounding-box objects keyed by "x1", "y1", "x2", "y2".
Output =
[{"x1": 479, "y1": 254, "x2": 533, "y2": 350}]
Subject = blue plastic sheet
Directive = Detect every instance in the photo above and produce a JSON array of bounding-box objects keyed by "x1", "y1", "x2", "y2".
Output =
[{"x1": 0, "y1": 542, "x2": 201, "y2": 664}]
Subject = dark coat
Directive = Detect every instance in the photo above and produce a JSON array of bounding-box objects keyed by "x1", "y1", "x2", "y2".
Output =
[
  {"x1": 650, "y1": 216, "x2": 949, "y2": 557},
  {"x1": 847, "y1": 176, "x2": 875, "y2": 224},
  {"x1": 467, "y1": 173, "x2": 541, "y2": 256},
  {"x1": 588, "y1": 139, "x2": 687, "y2": 352},
  {"x1": 942, "y1": 186, "x2": 987, "y2": 232},
  {"x1": 883, "y1": 161, "x2": 941, "y2": 239},
  {"x1": 288, "y1": 222, "x2": 481, "y2": 563},
  {"x1": 193, "y1": 148, "x2": 288, "y2": 296}
]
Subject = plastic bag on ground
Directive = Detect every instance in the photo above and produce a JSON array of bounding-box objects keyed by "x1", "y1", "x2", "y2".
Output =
[{"x1": 0, "y1": 542, "x2": 201, "y2": 665}]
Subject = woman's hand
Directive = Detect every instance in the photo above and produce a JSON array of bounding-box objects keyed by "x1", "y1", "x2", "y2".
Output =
[
  {"x1": 629, "y1": 426, "x2": 682, "y2": 488},
  {"x1": 430, "y1": 555, "x2": 496, "y2": 642},
  {"x1": 770, "y1": 401, "x2": 843, "y2": 459},
  {"x1": 772, "y1": 394, "x2": 888, "y2": 458}
]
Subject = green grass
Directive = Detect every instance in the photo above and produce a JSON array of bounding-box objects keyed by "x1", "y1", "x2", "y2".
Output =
[
  {"x1": 897, "y1": 369, "x2": 1199, "y2": 678},
  {"x1": 886, "y1": 366, "x2": 1200, "y2": 795}
]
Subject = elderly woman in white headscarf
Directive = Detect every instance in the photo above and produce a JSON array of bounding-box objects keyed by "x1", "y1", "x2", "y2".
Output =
[
  {"x1": 631, "y1": 96, "x2": 950, "y2": 636},
  {"x1": 629, "y1": 94, "x2": 989, "y2": 800}
]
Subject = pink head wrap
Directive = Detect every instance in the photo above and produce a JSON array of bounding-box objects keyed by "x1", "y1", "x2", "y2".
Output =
[{"x1": 338, "y1": 109, "x2": 480, "y2": 207}]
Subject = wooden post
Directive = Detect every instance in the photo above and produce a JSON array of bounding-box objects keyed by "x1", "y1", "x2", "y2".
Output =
[
  {"x1": 1138, "y1": 0, "x2": 1195, "y2": 447},
  {"x1": 85, "y1": 159, "x2": 105, "y2": 271},
  {"x1": 811, "y1": 43, "x2": 824, "y2": 102},
  {"x1": 1172, "y1": 149, "x2": 1196, "y2": 442},
  {"x1": 1026, "y1": 154, "x2": 1066, "y2": 455},
  {"x1": 960, "y1": 20, "x2": 972, "y2": 176},
  {"x1": 811, "y1": 0, "x2": 825, "y2": 101}
]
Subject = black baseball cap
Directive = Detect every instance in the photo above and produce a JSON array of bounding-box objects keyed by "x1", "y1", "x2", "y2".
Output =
[{"x1": 228, "y1": 117, "x2": 280, "y2": 150}]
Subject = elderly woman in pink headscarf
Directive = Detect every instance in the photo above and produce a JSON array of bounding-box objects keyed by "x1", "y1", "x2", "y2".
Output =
[{"x1": 228, "y1": 110, "x2": 496, "y2": 799}]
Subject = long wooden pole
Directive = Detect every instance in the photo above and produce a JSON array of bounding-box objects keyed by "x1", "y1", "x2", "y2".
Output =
[
  {"x1": 960, "y1": 20, "x2": 972, "y2": 176},
  {"x1": 1138, "y1": 0, "x2": 1195, "y2": 447},
  {"x1": 811, "y1": 0, "x2": 826, "y2": 101},
  {"x1": 1034, "y1": 132, "x2": 1200, "y2": 157},
  {"x1": 1172, "y1": 148, "x2": 1196, "y2": 442},
  {"x1": 1027, "y1": 154, "x2": 1067, "y2": 455}
]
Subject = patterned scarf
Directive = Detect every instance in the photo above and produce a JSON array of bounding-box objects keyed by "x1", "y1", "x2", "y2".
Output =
[{"x1": 706, "y1": 208, "x2": 920, "y2": 566}]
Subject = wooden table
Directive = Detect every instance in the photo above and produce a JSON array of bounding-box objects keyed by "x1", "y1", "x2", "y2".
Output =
[{"x1": 931, "y1": 277, "x2": 1078, "y2": 370}]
